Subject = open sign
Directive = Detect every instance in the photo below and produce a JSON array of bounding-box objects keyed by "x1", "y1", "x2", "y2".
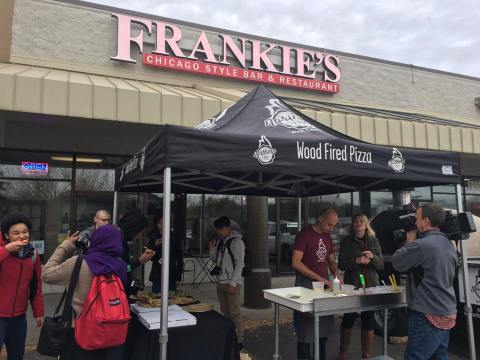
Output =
[{"x1": 21, "y1": 162, "x2": 49, "y2": 173}]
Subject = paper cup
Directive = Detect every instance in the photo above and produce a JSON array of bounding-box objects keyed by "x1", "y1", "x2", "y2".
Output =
[{"x1": 312, "y1": 282, "x2": 325, "y2": 293}]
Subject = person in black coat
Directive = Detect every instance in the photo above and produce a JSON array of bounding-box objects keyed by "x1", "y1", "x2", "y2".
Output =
[
  {"x1": 117, "y1": 208, "x2": 154, "y2": 294},
  {"x1": 148, "y1": 213, "x2": 183, "y2": 293}
]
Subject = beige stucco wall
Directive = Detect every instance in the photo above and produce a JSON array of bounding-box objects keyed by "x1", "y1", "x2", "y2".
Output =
[
  {"x1": 0, "y1": 0, "x2": 14, "y2": 62},
  {"x1": 9, "y1": 0, "x2": 480, "y2": 123},
  {"x1": 2, "y1": 0, "x2": 480, "y2": 156}
]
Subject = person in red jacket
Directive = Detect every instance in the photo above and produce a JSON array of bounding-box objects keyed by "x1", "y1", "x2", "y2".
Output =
[{"x1": 0, "y1": 214, "x2": 44, "y2": 360}]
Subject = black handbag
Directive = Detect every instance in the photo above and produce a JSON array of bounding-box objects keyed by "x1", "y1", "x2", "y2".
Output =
[{"x1": 37, "y1": 254, "x2": 83, "y2": 357}]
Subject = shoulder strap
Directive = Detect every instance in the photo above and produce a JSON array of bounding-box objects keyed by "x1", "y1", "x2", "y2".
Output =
[
  {"x1": 53, "y1": 289, "x2": 67, "y2": 316},
  {"x1": 60, "y1": 254, "x2": 84, "y2": 320},
  {"x1": 226, "y1": 238, "x2": 236, "y2": 269}
]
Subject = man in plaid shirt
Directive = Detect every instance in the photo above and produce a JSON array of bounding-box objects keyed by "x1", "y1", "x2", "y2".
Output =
[{"x1": 392, "y1": 203, "x2": 458, "y2": 360}]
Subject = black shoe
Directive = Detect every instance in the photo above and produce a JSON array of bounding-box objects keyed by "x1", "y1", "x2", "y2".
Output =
[{"x1": 238, "y1": 343, "x2": 244, "y2": 351}]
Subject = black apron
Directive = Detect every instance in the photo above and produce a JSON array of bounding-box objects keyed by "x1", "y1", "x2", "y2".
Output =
[{"x1": 293, "y1": 273, "x2": 334, "y2": 342}]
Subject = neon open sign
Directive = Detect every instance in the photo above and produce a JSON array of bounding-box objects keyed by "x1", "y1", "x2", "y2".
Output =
[{"x1": 21, "y1": 162, "x2": 49, "y2": 173}]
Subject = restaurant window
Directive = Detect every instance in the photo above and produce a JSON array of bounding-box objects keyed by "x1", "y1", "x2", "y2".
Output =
[
  {"x1": 307, "y1": 192, "x2": 354, "y2": 252},
  {"x1": 185, "y1": 194, "x2": 245, "y2": 255},
  {"x1": 370, "y1": 191, "x2": 393, "y2": 217},
  {"x1": 75, "y1": 168, "x2": 115, "y2": 231},
  {"x1": 0, "y1": 163, "x2": 72, "y2": 262},
  {"x1": 464, "y1": 179, "x2": 480, "y2": 217},
  {"x1": 432, "y1": 185, "x2": 457, "y2": 211},
  {"x1": 411, "y1": 186, "x2": 432, "y2": 204}
]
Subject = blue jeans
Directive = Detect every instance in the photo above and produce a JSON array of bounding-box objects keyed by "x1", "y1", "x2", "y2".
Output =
[
  {"x1": 405, "y1": 310, "x2": 450, "y2": 360},
  {"x1": 0, "y1": 315, "x2": 27, "y2": 360}
]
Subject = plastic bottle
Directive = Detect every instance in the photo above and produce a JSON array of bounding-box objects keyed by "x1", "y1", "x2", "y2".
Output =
[{"x1": 333, "y1": 276, "x2": 341, "y2": 293}]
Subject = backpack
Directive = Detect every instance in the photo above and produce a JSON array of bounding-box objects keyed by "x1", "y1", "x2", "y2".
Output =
[
  {"x1": 226, "y1": 236, "x2": 252, "y2": 277},
  {"x1": 74, "y1": 273, "x2": 131, "y2": 350}
]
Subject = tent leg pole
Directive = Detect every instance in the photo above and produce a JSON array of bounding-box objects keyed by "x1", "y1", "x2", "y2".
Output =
[
  {"x1": 298, "y1": 197, "x2": 302, "y2": 232},
  {"x1": 112, "y1": 191, "x2": 119, "y2": 225},
  {"x1": 456, "y1": 184, "x2": 476, "y2": 360},
  {"x1": 160, "y1": 167, "x2": 172, "y2": 360}
]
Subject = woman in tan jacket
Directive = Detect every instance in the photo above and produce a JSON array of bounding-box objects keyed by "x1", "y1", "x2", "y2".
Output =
[{"x1": 42, "y1": 224, "x2": 127, "y2": 360}]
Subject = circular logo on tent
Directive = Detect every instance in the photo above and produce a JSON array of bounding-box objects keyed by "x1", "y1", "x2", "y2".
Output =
[
  {"x1": 388, "y1": 148, "x2": 405, "y2": 173},
  {"x1": 253, "y1": 136, "x2": 276, "y2": 165}
]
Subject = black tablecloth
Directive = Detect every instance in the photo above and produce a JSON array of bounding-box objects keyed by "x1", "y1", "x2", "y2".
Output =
[{"x1": 125, "y1": 310, "x2": 240, "y2": 360}]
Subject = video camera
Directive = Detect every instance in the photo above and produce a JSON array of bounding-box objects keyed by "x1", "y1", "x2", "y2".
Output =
[{"x1": 370, "y1": 204, "x2": 476, "y2": 253}]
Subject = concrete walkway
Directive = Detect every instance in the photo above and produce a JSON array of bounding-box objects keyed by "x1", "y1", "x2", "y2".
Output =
[{"x1": 14, "y1": 276, "x2": 469, "y2": 359}]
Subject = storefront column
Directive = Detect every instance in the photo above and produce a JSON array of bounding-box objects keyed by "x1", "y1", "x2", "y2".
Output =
[
  {"x1": 392, "y1": 190, "x2": 411, "y2": 208},
  {"x1": 359, "y1": 191, "x2": 371, "y2": 217},
  {"x1": 244, "y1": 196, "x2": 271, "y2": 308}
]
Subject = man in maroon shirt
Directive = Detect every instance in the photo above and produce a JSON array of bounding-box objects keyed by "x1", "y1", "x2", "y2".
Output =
[{"x1": 292, "y1": 208, "x2": 341, "y2": 360}]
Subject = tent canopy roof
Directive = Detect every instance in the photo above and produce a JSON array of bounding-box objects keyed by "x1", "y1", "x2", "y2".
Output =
[{"x1": 115, "y1": 86, "x2": 460, "y2": 196}]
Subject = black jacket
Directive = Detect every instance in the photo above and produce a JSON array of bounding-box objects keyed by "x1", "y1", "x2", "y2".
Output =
[
  {"x1": 148, "y1": 228, "x2": 183, "y2": 291},
  {"x1": 338, "y1": 233, "x2": 384, "y2": 288}
]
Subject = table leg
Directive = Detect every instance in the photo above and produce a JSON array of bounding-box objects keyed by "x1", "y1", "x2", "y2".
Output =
[
  {"x1": 273, "y1": 304, "x2": 281, "y2": 360},
  {"x1": 314, "y1": 315, "x2": 319, "y2": 360}
]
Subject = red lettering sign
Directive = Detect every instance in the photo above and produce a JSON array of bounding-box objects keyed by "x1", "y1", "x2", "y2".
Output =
[{"x1": 143, "y1": 54, "x2": 339, "y2": 93}]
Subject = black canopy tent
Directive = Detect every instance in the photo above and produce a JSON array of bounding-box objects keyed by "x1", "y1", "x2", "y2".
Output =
[
  {"x1": 113, "y1": 85, "x2": 475, "y2": 360},
  {"x1": 116, "y1": 86, "x2": 461, "y2": 195}
]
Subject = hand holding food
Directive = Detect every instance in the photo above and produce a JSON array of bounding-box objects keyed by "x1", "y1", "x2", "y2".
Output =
[
  {"x1": 5, "y1": 240, "x2": 28, "y2": 253},
  {"x1": 139, "y1": 249, "x2": 156, "y2": 264}
]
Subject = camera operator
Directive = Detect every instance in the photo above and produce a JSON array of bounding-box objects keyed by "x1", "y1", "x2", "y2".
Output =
[
  {"x1": 392, "y1": 203, "x2": 459, "y2": 360},
  {"x1": 74, "y1": 210, "x2": 112, "y2": 254},
  {"x1": 208, "y1": 216, "x2": 245, "y2": 351}
]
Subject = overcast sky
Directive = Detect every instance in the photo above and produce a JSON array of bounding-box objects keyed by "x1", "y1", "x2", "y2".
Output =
[{"x1": 90, "y1": 0, "x2": 479, "y2": 78}]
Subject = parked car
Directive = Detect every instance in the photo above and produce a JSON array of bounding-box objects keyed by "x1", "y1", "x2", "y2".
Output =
[{"x1": 268, "y1": 221, "x2": 298, "y2": 263}]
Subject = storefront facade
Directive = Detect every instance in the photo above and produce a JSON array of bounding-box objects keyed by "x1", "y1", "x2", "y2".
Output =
[{"x1": 1, "y1": 0, "x2": 480, "y2": 266}]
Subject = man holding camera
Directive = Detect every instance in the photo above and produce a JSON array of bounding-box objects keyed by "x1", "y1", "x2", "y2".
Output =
[
  {"x1": 392, "y1": 203, "x2": 459, "y2": 360},
  {"x1": 74, "y1": 210, "x2": 112, "y2": 254},
  {"x1": 208, "y1": 216, "x2": 245, "y2": 350}
]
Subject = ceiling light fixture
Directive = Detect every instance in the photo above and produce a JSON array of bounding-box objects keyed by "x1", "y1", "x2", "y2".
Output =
[{"x1": 51, "y1": 156, "x2": 103, "y2": 163}]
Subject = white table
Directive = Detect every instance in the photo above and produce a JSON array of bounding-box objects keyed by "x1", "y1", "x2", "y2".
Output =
[{"x1": 264, "y1": 286, "x2": 407, "y2": 360}]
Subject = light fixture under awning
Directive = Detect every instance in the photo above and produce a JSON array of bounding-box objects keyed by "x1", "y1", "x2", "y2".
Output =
[{"x1": 51, "y1": 156, "x2": 102, "y2": 163}]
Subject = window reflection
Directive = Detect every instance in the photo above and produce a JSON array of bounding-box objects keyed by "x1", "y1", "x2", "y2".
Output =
[
  {"x1": 370, "y1": 191, "x2": 393, "y2": 216},
  {"x1": 0, "y1": 179, "x2": 71, "y2": 261}
]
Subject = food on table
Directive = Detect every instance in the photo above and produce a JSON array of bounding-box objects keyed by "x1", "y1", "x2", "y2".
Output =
[
  {"x1": 183, "y1": 303, "x2": 213, "y2": 313},
  {"x1": 169, "y1": 297, "x2": 197, "y2": 305}
]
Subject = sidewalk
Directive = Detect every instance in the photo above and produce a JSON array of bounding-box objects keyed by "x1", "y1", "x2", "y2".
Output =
[{"x1": 18, "y1": 276, "x2": 468, "y2": 360}]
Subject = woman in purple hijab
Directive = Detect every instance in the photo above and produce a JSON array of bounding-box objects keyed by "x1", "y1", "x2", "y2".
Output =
[
  {"x1": 43, "y1": 224, "x2": 128, "y2": 359},
  {"x1": 85, "y1": 225, "x2": 127, "y2": 285}
]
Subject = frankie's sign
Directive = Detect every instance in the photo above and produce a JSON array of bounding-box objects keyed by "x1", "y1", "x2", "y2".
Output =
[{"x1": 111, "y1": 13, "x2": 341, "y2": 93}]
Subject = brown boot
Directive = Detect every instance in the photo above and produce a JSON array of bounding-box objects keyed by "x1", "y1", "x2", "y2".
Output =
[
  {"x1": 339, "y1": 327, "x2": 352, "y2": 360},
  {"x1": 361, "y1": 330, "x2": 374, "y2": 358}
]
